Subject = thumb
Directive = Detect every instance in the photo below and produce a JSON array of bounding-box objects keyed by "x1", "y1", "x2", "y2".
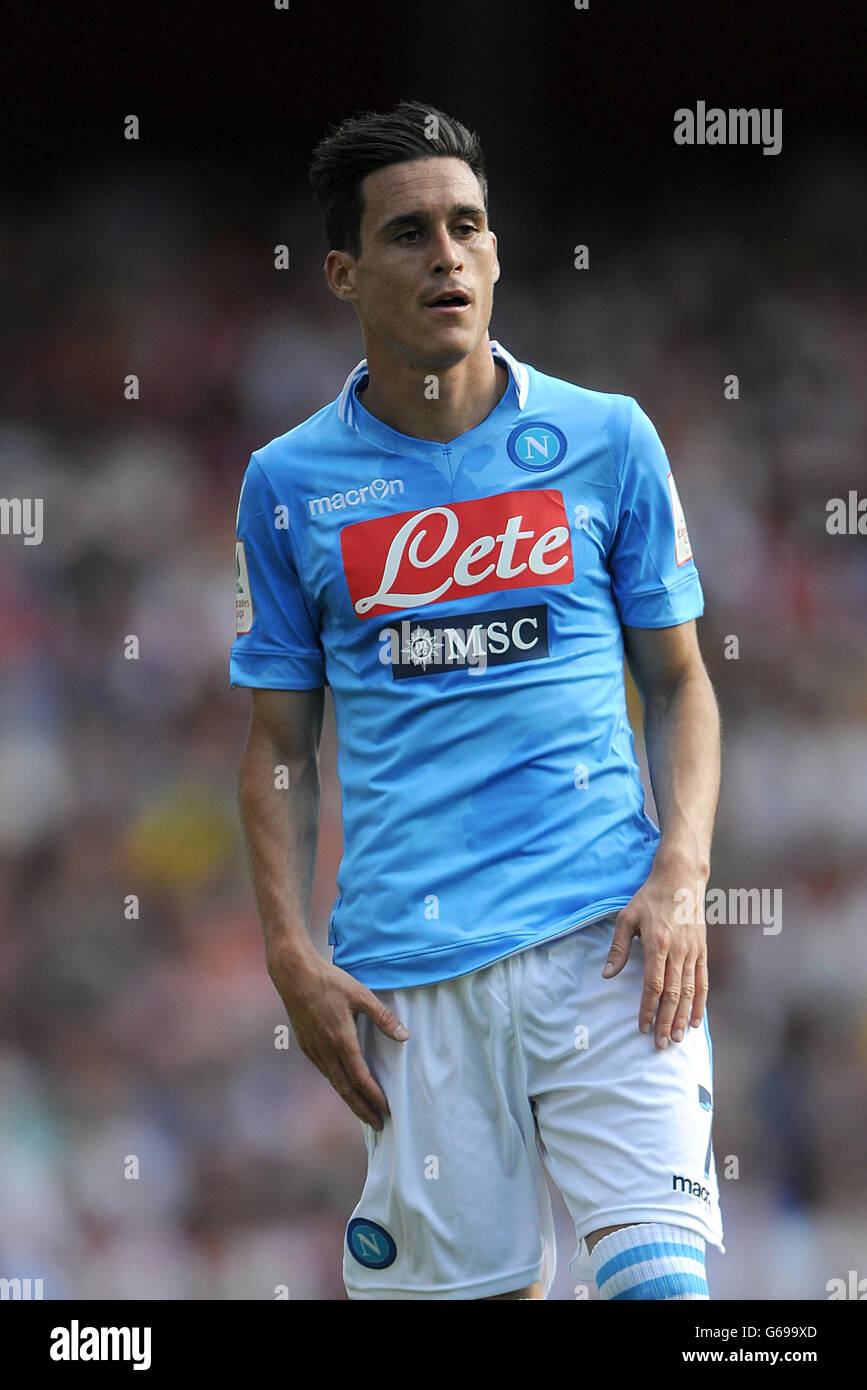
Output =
[
  {"x1": 357, "y1": 989, "x2": 410, "y2": 1041},
  {"x1": 602, "y1": 904, "x2": 640, "y2": 978}
]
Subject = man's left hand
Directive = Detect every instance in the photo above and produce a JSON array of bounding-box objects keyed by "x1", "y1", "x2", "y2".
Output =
[{"x1": 601, "y1": 861, "x2": 707, "y2": 1049}]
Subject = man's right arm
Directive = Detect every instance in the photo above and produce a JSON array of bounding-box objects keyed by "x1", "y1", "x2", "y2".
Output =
[{"x1": 239, "y1": 686, "x2": 409, "y2": 1130}]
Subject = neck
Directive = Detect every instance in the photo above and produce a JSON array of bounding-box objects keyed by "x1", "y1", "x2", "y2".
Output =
[{"x1": 356, "y1": 336, "x2": 508, "y2": 443}]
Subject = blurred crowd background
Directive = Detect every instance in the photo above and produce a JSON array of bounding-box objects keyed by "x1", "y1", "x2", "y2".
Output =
[{"x1": 1, "y1": 0, "x2": 865, "y2": 1301}]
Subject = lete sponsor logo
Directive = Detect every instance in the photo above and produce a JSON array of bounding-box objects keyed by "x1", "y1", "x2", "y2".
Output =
[{"x1": 340, "y1": 490, "x2": 574, "y2": 620}]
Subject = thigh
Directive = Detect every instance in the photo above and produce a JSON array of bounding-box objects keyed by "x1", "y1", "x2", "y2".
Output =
[
  {"x1": 342, "y1": 963, "x2": 557, "y2": 1300},
  {"x1": 517, "y1": 917, "x2": 725, "y2": 1274}
]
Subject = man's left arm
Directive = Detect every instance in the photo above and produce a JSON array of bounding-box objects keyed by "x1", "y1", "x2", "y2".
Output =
[{"x1": 602, "y1": 619, "x2": 721, "y2": 1049}]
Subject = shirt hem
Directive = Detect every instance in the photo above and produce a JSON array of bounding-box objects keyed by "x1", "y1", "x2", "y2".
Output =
[{"x1": 333, "y1": 898, "x2": 634, "y2": 989}]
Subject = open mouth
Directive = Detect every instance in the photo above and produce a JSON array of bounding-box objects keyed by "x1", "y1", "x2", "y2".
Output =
[{"x1": 425, "y1": 292, "x2": 471, "y2": 310}]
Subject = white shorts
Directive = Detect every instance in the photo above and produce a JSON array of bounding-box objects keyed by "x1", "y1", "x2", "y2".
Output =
[{"x1": 343, "y1": 912, "x2": 725, "y2": 1300}]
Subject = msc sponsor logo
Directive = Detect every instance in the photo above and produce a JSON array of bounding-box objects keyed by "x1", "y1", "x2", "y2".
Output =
[
  {"x1": 672, "y1": 1173, "x2": 711, "y2": 1205},
  {"x1": 306, "y1": 476, "x2": 404, "y2": 517},
  {"x1": 341, "y1": 490, "x2": 573, "y2": 620},
  {"x1": 379, "y1": 603, "x2": 549, "y2": 678},
  {"x1": 506, "y1": 422, "x2": 567, "y2": 472},
  {"x1": 346, "y1": 1218, "x2": 397, "y2": 1269}
]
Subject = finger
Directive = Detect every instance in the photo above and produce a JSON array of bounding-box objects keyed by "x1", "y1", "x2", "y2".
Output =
[
  {"x1": 602, "y1": 906, "x2": 640, "y2": 979},
  {"x1": 654, "y1": 953, "x2": 686, "y2": 1049},
  {"x1": 670, "y1": 954, "x2": 697, "y2": 1042},
  {"x1": 690, "y1": 954, "x2": 708, "y2": 1029},
  {"x1": 638, "y1": 946, "x2": 667, "y2": 1036},
  {"x1": 328, "y1": 1056, "x2": 386, "y2": 1130},
  {"x1": 356, "y1": 989, "x2": 410, "y2": 1042},
  {"x1": 339, "y1": 1035, "x2": 391, "y2": 1119}
]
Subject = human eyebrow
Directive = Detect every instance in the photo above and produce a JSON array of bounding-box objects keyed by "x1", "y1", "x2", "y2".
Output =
[{"x1": 377, "y1": 204, "x2": 487, "y2": 238}]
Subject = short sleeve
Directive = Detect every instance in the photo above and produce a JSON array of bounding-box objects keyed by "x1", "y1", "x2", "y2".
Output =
[
  {"x1": 229, "y1": 454, "x2": 327, "y2": 689},
  {"x1": 609, "y1": 397, "x2": 705, "y2": 628}
]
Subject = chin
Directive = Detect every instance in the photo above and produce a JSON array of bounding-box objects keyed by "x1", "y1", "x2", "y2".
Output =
[
  {"x1": 411, "y1": 326, "x2": 483, "y2": 371},
  {"x1": 420, "y1": 346, "x2": 473, "y2": 371}
]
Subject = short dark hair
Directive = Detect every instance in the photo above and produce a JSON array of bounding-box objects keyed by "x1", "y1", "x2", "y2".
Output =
[{"x1": 308, "y1": 99, "x2": 488, "y2": 258}]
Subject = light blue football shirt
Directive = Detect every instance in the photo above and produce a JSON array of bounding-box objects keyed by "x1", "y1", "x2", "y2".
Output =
[{"x1": 230, "y1": 340, "x2": 704, "y2": 988}]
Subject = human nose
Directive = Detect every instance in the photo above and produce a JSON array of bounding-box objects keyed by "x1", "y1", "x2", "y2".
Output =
[{"x1": 428, "y1": 224, "x2": 464, "y2": 274}]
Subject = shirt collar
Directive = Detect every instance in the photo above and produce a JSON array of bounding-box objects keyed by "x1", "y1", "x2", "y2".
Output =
[{"x1": 337, "y1": 339, "x2": 529, "y2": 433}]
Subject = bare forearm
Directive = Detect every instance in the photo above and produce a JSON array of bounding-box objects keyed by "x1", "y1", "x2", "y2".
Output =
[
  {"x1": 239, "y1": 728, "x2": 321, "y2": 964},
  {"x1": 642, "y1": 670, "x2": 721, "y2": 879},
  {"x1": 237, "y1": 704, "x2": 408, "y2": 1131},
  {"x1": 610, "y1": 626, "x2": 719, "y2": 1044}
]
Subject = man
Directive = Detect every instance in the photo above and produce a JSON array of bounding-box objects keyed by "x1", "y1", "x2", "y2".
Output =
[{"x1": 230, "y1": 100, "x2": 724, "y2": 1300}]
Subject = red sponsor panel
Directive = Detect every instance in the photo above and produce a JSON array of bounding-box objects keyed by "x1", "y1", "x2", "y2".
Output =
[{"x1": 340, "y1": 489, "x2": 574, "y2": 620}]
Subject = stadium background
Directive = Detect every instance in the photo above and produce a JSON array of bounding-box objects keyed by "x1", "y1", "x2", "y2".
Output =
[{"x1": 1, "y1": 1, "x2": 865, "y2": 1299}]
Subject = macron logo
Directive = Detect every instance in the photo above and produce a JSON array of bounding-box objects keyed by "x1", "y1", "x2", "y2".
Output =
[
  {"x1": 672, "y1": 1173, "x2": 711, "y2": 1205},
  {"x1": 307, "y1": 476, "x2": 404, "y2": 517},
  {"x1": 50, "y1": 1320, "x2": 152, "y2": 1371}
]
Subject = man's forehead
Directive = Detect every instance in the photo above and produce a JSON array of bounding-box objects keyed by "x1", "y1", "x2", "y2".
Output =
[{"x1": 361, "y1": 157, "x2": 483, "y2": 220}]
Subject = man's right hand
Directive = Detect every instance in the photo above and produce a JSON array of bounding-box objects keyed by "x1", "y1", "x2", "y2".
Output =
[{"x1": 267, "y1": 945, "x2": 409, "y2": 1130}]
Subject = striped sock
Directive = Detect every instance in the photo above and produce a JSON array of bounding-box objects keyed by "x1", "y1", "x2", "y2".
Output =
[{"x1": 590, "y1": 1222, "x2": 709, "y2": 1300}]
